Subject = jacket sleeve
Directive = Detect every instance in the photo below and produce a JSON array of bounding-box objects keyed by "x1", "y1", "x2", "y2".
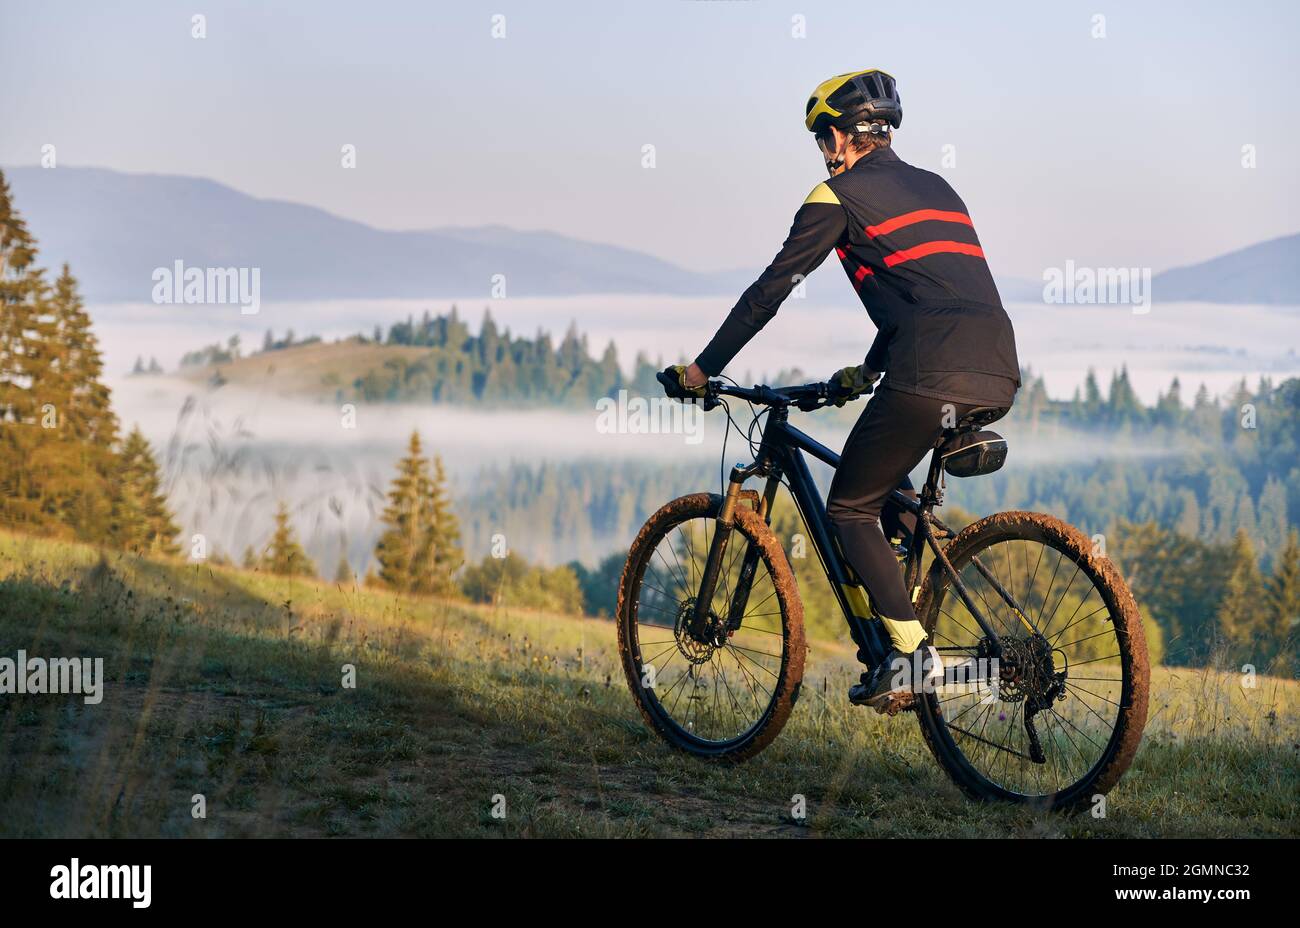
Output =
[{"x1": 694, "y1": 191, "x2": 846, "y2": 376}]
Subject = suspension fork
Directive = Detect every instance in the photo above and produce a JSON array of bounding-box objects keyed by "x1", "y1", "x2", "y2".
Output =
[{"x1": 689, "y1": 464, "x2": 767, "y2": 639}]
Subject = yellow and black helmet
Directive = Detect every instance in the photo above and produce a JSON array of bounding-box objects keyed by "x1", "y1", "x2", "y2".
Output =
[{"x1": 804, "y1": 69, "x2": 902, "y2": 135}]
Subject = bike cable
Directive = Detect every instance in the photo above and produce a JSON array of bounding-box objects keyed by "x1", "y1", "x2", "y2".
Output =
[{"x1": 714, "y1": 374, "x2": 773, "y2": 497}]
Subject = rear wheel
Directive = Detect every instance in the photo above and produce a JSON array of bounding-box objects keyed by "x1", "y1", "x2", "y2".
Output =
[
  {"x1": 616, "y1": 493, "x2": 805, "y2": 761},
  {"x1": 915, "y1": 511, "x2": 1149, "y2": 808}
]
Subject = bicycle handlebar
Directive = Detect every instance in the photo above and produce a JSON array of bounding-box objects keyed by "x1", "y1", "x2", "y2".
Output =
[{"x1": 655, "y1": 369, "x2": 869, "y2": 412}]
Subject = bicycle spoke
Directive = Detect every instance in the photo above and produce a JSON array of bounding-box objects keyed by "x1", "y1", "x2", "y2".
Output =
[
  {"x1": 631, "y1": 508, "x2": 789, "y2": 747},
  {"x1": 926, "y1": 530, "x2": 1129, "y2": 800}
]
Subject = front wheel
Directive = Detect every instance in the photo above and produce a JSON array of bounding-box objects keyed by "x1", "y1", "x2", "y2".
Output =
[
  {"x1": 616, "y1": 492, "x2": 805, "y2": 761},
  {"x1": 915, "y1": 511, "x2": 1149, "y2": 809}
]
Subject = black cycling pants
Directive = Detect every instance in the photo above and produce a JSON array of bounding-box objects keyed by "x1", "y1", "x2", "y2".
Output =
[{"x1": 827, "y1": 387, "x2": 977, "y2": 628}]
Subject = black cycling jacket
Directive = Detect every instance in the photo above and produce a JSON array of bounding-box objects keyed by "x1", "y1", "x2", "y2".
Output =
[{"x1": 695, "y1": 147, "x2": 1020, "y2": 407}]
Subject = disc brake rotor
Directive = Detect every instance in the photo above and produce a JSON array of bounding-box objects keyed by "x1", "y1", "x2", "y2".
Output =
[{"x1": 674, "y1": 597, "x2": 719, "y2": 665}]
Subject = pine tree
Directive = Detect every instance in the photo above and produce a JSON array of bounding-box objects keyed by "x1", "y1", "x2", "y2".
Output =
[
  {"x1": 426, "y1": 453, "x2": 462, "y2": 595},
  {"x1": 44, "y1": 265, "x2": 120, "y2": 540},
  {"x1": 373, "y1": 432, "x2": 462, "y2": 595},
  {"x1": 1082, "y1": 368, "x2": 1102, "y2": 419},
  {"x1": 1256, "y1": 476, "x2": 1289, "y2": 568},
  {"x1": 1106, "y1": 365, "x2": 1143, "y2": 425},
  {"x1": 112, "y1": 426, "x2": 180, "y2": 555},
  {"x1": 1217, "y1": 529, "x2": 1266, "y2": 658},
  {"x1": 0, "y1": 179, "x2": 127, "y2": 544},
  {"x1": 598, "y1": 340, "x2": 621, "y2": 397},
  {"x1": 334, "y1": 554, "x2": 353, "y2": 584},
  {"x1": 374, "y1": 431, "x2": 432, "y2": 591},
  {"x1": 1264, "y1": 531, "x2": 1299, "y2": 673},
  {"x1": 0, "y1": 169, "x2": 51, "y2": 532},
  {"x1": 1155, "y1": 376, "x2": 1183, "y2": 427},
  {"x1": 261, "y1": 502, "x2": 316, "y2": 577}
]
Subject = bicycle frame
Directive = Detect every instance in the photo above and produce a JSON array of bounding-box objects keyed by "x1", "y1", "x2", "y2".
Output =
[{"x1": 691, "y1": 392, "x2": 1032, "y2": 670}]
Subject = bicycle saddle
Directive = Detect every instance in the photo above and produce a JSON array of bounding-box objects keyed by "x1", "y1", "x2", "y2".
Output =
[{"x1": 944, "y1": 405, "x2": 1007, "y2": 436}]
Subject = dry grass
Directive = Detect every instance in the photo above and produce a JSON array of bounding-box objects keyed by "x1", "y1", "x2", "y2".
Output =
[{"x1": 0, "y1": 528, "x2": 1295, "y2": 837}]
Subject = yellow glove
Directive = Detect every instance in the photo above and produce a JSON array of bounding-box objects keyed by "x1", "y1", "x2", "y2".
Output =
[
  {"x1": 830, "y1": 365, "x2": 878, "y2": 407},
  {"x1": 668, "y1": 364, "x2": 708, "y2": 399}
]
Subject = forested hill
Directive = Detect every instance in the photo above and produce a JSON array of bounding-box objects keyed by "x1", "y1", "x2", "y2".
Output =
[
  {"x1": 170, "y1": 307, "x2": 1300, "y2": 428},
  {"x1": 171, "y1": 307, "x2": 668, "y2": 406}
]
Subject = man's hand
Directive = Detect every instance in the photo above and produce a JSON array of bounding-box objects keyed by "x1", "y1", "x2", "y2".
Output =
[
  {"x1": 664, "y1": 363, "x2": 708, "y2": 399},
  {"x1": 829, "y1": 364, "x2": 879, "y2": 406}
]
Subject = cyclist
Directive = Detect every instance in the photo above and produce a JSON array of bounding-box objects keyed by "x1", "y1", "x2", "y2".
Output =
[{"x1": 670, "y1": 69, "x2": 1020, "y2": 712}]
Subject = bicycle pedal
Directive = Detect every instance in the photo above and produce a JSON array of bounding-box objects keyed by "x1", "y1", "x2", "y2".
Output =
[{"x1": 875, "y1": 691, "x2": 917, "y2": 717}]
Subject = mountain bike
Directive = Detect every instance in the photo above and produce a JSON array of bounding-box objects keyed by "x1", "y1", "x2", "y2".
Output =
[{"x1": 615, "y1": 375, "x2": 1149, "y2": 808}]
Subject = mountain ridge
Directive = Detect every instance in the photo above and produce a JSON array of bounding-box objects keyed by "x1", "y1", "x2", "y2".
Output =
[{"x1": 5, "y1": 165, "x2": 1297, "y2": 305}]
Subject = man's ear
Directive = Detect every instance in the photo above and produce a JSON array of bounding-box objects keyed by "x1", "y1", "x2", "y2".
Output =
[{"x1": 831, "y1": 126, "x2": 848, "y2": 157}]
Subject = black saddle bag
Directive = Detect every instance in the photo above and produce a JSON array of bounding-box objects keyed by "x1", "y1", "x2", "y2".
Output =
[{"x1": 940, "y1": 430, "x2": 1008, "y2": 478}]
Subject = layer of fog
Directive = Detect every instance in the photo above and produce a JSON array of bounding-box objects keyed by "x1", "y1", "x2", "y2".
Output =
[
  {"x1": 94, "y1": 295, "x2": 1300, "y2": 409},
  {"x1": 91, "y1": 294, "x2": 1297, "y2": 571},
  {"x1": 111, "y1": 374, "x2": 1185, "y2": 574}
]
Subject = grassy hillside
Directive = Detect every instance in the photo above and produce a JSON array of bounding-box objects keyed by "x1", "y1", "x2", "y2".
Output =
[
  {"x1": 174, "y1": 339, "x2": 432, "y2": 397},
  {"x1": 0, "y1": 528, "x2": 1295, "y2": 838}
]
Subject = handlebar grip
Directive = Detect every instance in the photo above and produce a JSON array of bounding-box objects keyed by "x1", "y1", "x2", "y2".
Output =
[
  {"x1": 656, "y1": 369, "x2": 692, "y2": 400},
  {"x1": 819, "y1": 379, "x2": 872, "y2": 410}
]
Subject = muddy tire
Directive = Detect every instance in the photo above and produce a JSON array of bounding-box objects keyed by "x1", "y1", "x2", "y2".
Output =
[
  {"x1": 616, "y1": 493, "x2": 805, "y2": 761},
  {"x1": 914, "y1": 511, "x2": 1149, "y2": 809}
]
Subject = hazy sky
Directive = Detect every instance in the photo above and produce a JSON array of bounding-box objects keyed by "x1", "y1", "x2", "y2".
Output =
[{"x1": 3, "y1": 0, "x2": 1298, "y2": 279}]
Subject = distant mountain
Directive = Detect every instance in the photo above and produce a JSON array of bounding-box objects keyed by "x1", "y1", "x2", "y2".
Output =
[
  {"x1": 4, "y1": 165, "x2": 751, "y2": 303},
  {"x1": 985, "y1": 235, "x2": 1300, "y2": 305},
  {"x1": 5, "y1": 166, "x2": 1297, "y2": 305},
  {"x1": 1152, "y1": 234, "x2": 1300, "y2": 304}
]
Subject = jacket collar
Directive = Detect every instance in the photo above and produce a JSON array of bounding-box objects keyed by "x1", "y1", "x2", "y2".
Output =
[{"x1": 848, "y1": 147, "x2": 900, "y2": 171}]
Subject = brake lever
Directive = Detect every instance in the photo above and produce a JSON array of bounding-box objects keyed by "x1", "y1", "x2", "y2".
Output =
[
  {"x1": 808, "y1": 380, "x2": 873, "y2": 412},
  {"x1": 795, "y1": 383, "x2": 831, "y2": 412}
]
